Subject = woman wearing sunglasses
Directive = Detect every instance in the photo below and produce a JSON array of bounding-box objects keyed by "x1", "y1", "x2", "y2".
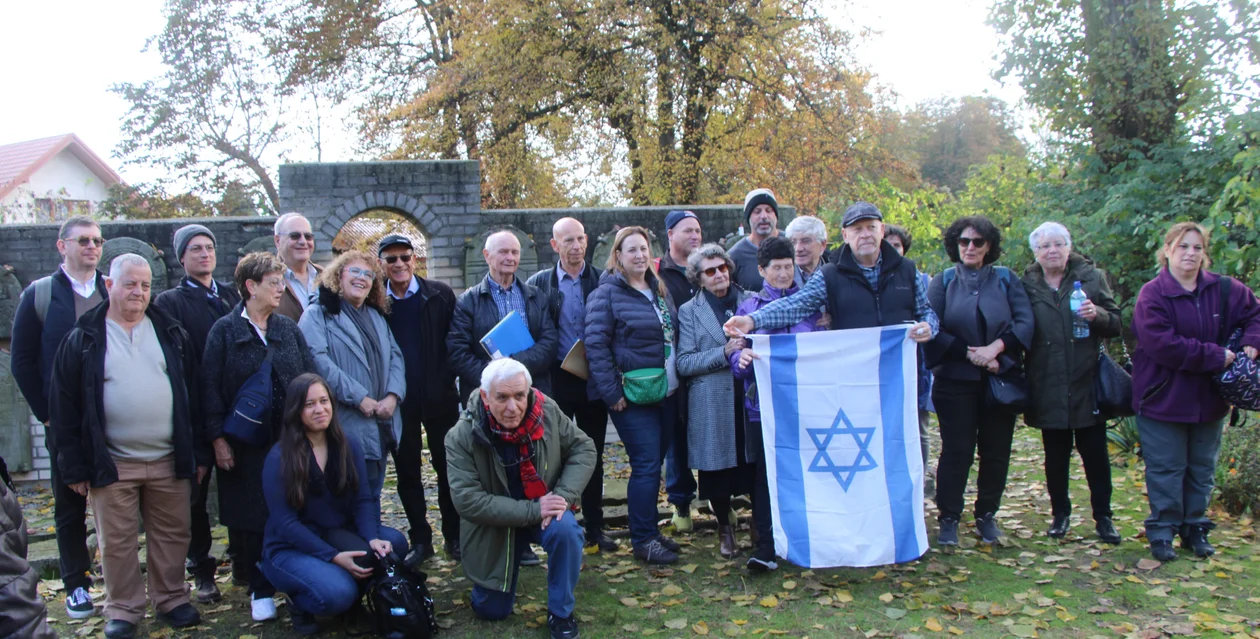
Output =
[
  {"x1": 924, "y1": 216, "x2": 1033, "y2": 547},
  {"x1": 298, "y1": 251, "x2": 406, "y2": 504},
  {"x1": 675, "y1": 244, "x2": 750, "y2": 560}
]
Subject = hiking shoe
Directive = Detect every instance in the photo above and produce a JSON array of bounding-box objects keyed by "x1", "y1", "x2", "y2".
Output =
[
  {"x1": 66, "y1": 586, "x2": 95, "y2": 619},
  {"x1": 290, "y1": 607, "x2": 321, "y2": 636},
  {"x1": 1150, "y1": 540, "x2": 1177, "y2": 562},
  {"x1": 158, "y1": 603, "x2": 201, "y2": 628},
  {"x1": 1095, "y1": 517, "x2": 1121, "y2": 544},
  {"x1": 671, "y1": 504, "x2": 694, "y2": 532},
  {"x1": 633, "y1": 538, "x2": 679, "y2": 565},
  {"x1": 548, "y1": 612, "x2": 581, "y2": 639},
  {"x1": 937, "y1": 517, "x2": 960, "y2": 546},
  {"x1": 194, "y1": 574, "x2": 222, "y2": 604},
  {"x1": 104, "y1": 619, "x2": 137, "y2": 639},
  {"x1": 520, "y1": 546, "x2": 542, "y2": 566},
  {"x1": 251, "y1": 595, "x2": 278, "y2": 621},
  {"x1": 445, "y1": 539, "x2": 462, "y2": 561},
  {"x1": 656, "y1": 533, "x2": 681, "y2": 553},
  {"x1": 1180, "y1": 525, "x2": 1215, "y2": 558},
  {"x1": 585, "y1": 531, "x2": 619, "y2": 553},
  {"x1": 405, "y1": 544, "x2": 437, "y2": 569},
  {"x1": 976, "y1": 512, "x2": 1002, "y2": 544},
  {"x1": 1048, "y1": 514, "x2": 1070, "y2": 539},
  {"x1": 746, "y1": 547, "x2": 778, "y2": 573}
]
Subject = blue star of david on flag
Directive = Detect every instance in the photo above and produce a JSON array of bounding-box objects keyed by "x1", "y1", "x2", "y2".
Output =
[{"x1": 806, "y1": 407, "x2": 878, "y2": 491}]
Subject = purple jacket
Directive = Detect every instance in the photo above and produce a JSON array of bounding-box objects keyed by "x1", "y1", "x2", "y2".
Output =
[
  {"x1": 730, "y1": 283, "x2": 823, "y2": 422},
  {"x1": 1131, "y1": 268, "x2": 1260, "y2": 423}
]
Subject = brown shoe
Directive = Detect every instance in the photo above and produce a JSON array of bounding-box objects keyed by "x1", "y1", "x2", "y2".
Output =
[{"x1": 719, "y1": 524, "x2": 738, "y2": 559}]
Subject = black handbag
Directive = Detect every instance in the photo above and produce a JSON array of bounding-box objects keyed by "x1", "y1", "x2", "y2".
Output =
[
  {"x1": 1096, "y1": 341, "x2": 1135, "y2": 419},
  {"x1": 1211, "y1": 277, "x2": 1260, "y2": 410},
  {"x1": 987, "y1": 369, "x2": 1029, "y2": 412}
]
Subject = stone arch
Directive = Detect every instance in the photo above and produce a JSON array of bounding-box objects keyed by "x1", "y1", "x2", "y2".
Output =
[
  {"x1": 315, "y1": 191, "x2": 446, "y2": 262},
  {"x1": 332, "y1": 208, "x2": 430, "y2": 277}
]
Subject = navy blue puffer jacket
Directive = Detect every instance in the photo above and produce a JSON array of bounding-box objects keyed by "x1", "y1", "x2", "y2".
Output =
[{"x1": 583, "y1": 270, "x2": 679, "y2": 405}]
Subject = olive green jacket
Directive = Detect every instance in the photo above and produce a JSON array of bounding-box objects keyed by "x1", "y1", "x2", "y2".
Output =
[
  {"x1": 445, "y1": 391, "x2": 595, "y2": 592},
  {"x1": 1021, "y1": 254, "x2": 1124, "y2": 430}
]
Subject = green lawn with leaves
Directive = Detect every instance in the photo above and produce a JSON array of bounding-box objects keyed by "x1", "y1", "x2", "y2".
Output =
[{"x1": 27, "y1": 423, "x2": 1260, "y2": 638}]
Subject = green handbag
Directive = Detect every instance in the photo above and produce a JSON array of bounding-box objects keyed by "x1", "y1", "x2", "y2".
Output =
[{"x1": 621, "y1": 368, "x2": 668, "y2": 405}]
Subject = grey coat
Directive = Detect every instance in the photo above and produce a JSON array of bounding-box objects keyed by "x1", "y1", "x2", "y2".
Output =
[
  {"x1": 299, "y1": 287, "x2": 406, "y2": 461},
  {"x1": 677, "y1": 289, "x2": 749, "y2": 471}
]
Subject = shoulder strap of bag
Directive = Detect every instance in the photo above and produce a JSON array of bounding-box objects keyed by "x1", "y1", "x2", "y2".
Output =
[
  {"x1": 942, "y1": 267, "x2": 956, "y2": 291},
  {"x1": 1217, "y1": 276, "x2": 1233, "y2": 346},
  {"x1": 33, "y1": 275, "x2": 54, "y2": 325}
]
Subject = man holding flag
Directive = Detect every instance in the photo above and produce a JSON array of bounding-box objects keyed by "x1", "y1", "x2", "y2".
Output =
[{"x1": 724, "y1": 202, "x2": 938, "y2": 568}]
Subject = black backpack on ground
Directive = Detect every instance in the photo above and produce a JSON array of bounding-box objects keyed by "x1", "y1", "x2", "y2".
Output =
[{"x1": 365, "y1": 553, "x2": 438, "y2": 639}]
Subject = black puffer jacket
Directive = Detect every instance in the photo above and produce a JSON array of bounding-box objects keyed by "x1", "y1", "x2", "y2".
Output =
[
  {"x1": 584, "y1": 270, "x2": 679, "y2": 405},
  {"x1": 447, "y1": 275, "x2": 558, "y2": 404},
  {"x1": 152, "y1": 277, "x2": 242, "y2": 361},
  {"x1": 49, "y1": 301, "x2": 207, "y2": 487}
]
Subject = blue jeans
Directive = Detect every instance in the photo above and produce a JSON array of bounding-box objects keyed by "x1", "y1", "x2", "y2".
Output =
[
  {"x1": 665, "y1": 402, "x2": 696, "y2": 507},
  {"x1": 1136, "y1": 415, "x2": 1224, "y2": 542},
  {"x1": 609, "y1": 394, "x2": 677, "y2": 546},
  {"x1": 470, "y1": 511, "x2": 584, "y2": 620},
  {"x1": 261, "y1": 525, "x2": 408, "y2": 616}
]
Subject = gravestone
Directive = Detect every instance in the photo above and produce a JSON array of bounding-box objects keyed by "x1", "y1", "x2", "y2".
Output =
[
  {"x1": 0, "y1": 266, "x2": 23, "y2": 340},
  {"x1": 238, "y1": 235, "x2": 277, "y2": 257},
  {"x1": 101, "y1": 238, "x2": 170, "y2": 293},
  {"x1": 463, "y1": 226, "x2": 538, "y2": 287},
  {"x1": 0, "y1": 351, "x2": 33, "y2": 473},
  {"x1": 591, "y1": 228, "x2": 664, "y2": 273}
]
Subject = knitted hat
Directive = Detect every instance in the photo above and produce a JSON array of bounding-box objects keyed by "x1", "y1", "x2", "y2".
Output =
[
  {"x1": 173, "y1": 224, "x2": 215, "y2": 263},
  {"x1": 665, "y1": 210, "x2": 699, "y2": 232},
  {"x1": 743, "y1": 188, "x2": 779, "y2": 222}
]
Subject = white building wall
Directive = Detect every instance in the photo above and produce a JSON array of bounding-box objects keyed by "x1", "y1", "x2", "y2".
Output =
[{"x1": 26, "y1": 148, "x2": 111, "y2": 202}]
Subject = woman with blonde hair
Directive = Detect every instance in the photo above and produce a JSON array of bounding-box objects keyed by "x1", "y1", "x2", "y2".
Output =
[
  {"x1": 584, "y1": 226, "x2": 682, "y2": 564},
  {"x1": 298, "y1": 250, "x2": 406, "y2": 502},
  {"x1": 1131, "y1": 221, "x2": 1260, "y2": 561}
]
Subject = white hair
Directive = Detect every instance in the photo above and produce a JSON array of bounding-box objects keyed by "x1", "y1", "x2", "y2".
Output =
[
  {"x1": 274, "y1": 212, "x2": 309, "y2": 235},
  {"x1": 480, "y1": 358, "x2": 532, "y2": 393},
  {"x1": 785, "y1": 216, "x2": 827, "y2": 242},
  {"x1": 484, "y1": 230, "x2": 520, "y2": 252},
  {"x1": 1029, "y1": 222, "x2": 1072, "y2": 251},
  {"x1": 108, "y1": 253, "x2": 151, "y2": 280}
]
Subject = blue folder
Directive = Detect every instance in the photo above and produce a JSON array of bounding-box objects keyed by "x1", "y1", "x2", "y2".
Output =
[{"x1": 480, "y1": 310, "x2": 535, "y2": 359}]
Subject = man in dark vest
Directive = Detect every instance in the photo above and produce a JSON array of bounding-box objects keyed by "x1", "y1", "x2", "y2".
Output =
[
  {"x1": 527, "y1": 217, "x2": 615, "y2": 552},
  {"x1": 378, "y1": 234, "x2": 463, "y2": 562},
  {"x1": 9, "y1": 215, "x2": 106, "y2": 620},
  {"x1": 724, "y1": 202, "x2": 938, "y2": 342},
  {"x1": 153, "y1": 224, "x2": 242, "y2": 603}
]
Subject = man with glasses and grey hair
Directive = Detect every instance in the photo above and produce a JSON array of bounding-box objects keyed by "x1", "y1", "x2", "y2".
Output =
[
  {"x1": 10, "y1": 214, "x2": 106, "y2": 620},
  {"x1": 273, "y1": 212, "x2": 323, "y2": 321},
  {"x1": 784, "y1": 215, "x2": 828, "y2": 286}
]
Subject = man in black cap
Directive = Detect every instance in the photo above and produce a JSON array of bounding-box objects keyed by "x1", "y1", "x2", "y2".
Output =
[
  {"x1": 725, "y1": 201, "x2": 938, "y2": 341},
  {"x1": 728, "y1": 188, "x2": 782, "y2": 291},
  {"x1": 153, "y1": 223, "x2": 242, "y2": 603},
  {"x1": 378, "y1": 234, "x2": 463, "y2": 562}
]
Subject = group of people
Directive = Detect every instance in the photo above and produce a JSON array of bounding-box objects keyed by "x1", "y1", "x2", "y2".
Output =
[{"x1": 5, "y1": 188, "x2": 1256, "y2": 639}]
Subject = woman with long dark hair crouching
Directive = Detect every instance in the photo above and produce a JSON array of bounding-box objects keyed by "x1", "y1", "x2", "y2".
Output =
[{"x1": 259, "y1": 373, "x2": 408, "y2": 635}]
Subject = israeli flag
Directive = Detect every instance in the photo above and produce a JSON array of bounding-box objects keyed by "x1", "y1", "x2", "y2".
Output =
[{"x1": 750, "y1": 326, "x2": 928, "y2": 568}]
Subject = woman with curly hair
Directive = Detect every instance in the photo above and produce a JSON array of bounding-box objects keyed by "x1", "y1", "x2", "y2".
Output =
[
  {"x1": 298, "y1": 250, "x2": 406, "y2": 502},
  {"x1": 925, "y1": 216, "x2": 1034, "y2": 547}
]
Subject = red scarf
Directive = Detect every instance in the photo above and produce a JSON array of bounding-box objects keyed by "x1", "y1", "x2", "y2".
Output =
[{"x1": 486, "y1": 389, "x2": 548, "y2": 500}]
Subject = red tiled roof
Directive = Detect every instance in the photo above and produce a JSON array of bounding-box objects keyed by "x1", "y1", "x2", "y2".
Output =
[{"x1": 0, "y1": 133, "x2": 122, "y2": 200}]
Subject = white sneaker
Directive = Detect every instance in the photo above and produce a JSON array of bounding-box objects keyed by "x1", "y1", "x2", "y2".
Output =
[{"x1": 251, "y1": 595, "x2": 278, "y2": 621}]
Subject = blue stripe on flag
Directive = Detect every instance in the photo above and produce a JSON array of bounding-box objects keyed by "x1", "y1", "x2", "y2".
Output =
[
  {"x1": 768, "y1": 333, "x2": 810, "y2": 566},
  {"x1": 879, "y1": 327, "x2": 920, "y2": 562}
]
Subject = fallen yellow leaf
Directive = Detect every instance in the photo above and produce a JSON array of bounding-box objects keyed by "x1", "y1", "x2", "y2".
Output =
[
  {"x1": 662, "y1": 584, "x2": 683, "y2": 597},
  {"x1": 621, "y1": 597, "x2": 640, "y2": 607},
  {"x1": 926, "y1": 618, "x2": 944, "y2": 632},
  {"x1": 759, "y1": 595, "x2": 779, "y2": 608},
  {"x1": 879, "y1": 593, "x2": 894, "y2": 603},
  {"x1": 693, "y1": 620, "x2": 710, "y2": 635}
]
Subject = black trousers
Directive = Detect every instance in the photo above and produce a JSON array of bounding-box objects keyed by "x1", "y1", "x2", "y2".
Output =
[
  {"x1": 394, "y1": 407, "x2": 461, "y2": 549},
  {"x1": 932, "y1": 378, "x2": 1016, "y2": 520},
  {"x1": 46, "y1": 434, "x2": 93, "y2": 593},
  {"x1": 232, "y1": 529, "x2": 276, "y2": 598},
  {"x1": 1041, "y1": 424, "x2": 1113, "y2": 520},
  {"x1": 556, "y1": 395, "x2": 609, "y2": 535}
]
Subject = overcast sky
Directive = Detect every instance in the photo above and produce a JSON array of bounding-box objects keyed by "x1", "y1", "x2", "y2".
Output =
[{"x1": 0, "y1": 0, "x2": 1024, "y2": 185}]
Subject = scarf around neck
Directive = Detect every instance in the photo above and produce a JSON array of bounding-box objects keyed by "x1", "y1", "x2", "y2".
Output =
[{"x1": 484, "y1": 388, "x2": 548, "y2": 500}]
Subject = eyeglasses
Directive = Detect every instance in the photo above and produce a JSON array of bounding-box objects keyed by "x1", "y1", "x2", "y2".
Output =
[
  {"x1": 383, "y1": 254, "x2": 413, "y2": 264},
  {"x1": 958, "y1": 237, "x2": 988, "y2": 249},
  {"x1": 346, "y1": 266, "x2": 376, "y2": 280},
  {"x1": 285, "y1": 232, "x2": 315, "y2": 242},
  {"x1": 1036, "y1": 241, "x2": 1067, "y2": 251},
  {"x1": 260, "y1": 277, "x2": 286, "y2": 290},
  {"x1": 702, "y1": 263, "x2": 730, "y2": 277},
  {"x1": 70, "y1": 236, "x2": 104, "y2": 247}
]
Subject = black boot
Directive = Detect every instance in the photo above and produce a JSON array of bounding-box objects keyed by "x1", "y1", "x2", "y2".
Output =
[
  {"x1": 1095, "y1": 517, "x2": 1121, "y2": 544},
  {"x1": 1047, "y1": 514, "x2": 1070, "y2": 539},
  {"x1": 1149, "y1": 540, "x2": 1177, "y2": 562},
  {"x1": 1180, "y1": 525, "x2": 1215, "y2": 558}
]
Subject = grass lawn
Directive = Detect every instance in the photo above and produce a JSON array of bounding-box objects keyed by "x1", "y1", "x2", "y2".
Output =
[{"x1": 26, "y1": 423, "x2": 1260, "y2": 638}]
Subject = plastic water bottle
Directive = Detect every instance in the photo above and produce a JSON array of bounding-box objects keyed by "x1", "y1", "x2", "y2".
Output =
[{"x1": 1070, "y1": 281, "x2": 1090, "y2": 339}]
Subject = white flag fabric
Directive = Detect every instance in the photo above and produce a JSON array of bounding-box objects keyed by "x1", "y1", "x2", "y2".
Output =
[{"x1": 750, "y1": 325, "x2": 928, "y2": 568}]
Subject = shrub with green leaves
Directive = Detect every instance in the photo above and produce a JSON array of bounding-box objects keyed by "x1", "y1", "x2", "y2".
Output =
[{"x1": 1215, "y1": 416, "x2": 1260, "y2": 516}]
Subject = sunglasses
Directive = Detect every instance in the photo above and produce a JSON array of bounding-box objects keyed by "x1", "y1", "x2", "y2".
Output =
[
  {"x1": 70, "y1": 236, "x2": 104, "y2": 247},
  {"x1": 957, "y1": 237, "x2": 988, "y2": 248},
  {"x1": 286, "y1": 232, "x2": 315, "y2": 242},
  {"x1": 702, "y1": 263, "x2": 730, "y2": 277},
  {"x1": 383, "y1": 254, "x2": 413, "y2": 264},
  {"x1": 346, "y1": 266, "x2": 376, "y2": 280}
]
